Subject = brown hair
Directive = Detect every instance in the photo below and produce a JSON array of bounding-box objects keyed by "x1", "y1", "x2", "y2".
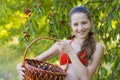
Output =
[{"x1": 69, "y1": 6, "x2": 96, "y2": 63}]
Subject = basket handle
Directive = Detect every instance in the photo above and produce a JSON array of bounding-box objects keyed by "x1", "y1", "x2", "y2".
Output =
[{"x1": 22, "y1": 36, "x2": 68, "y2": 73}]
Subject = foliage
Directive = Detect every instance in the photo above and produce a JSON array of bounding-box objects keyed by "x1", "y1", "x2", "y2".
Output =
[{"x1": 0, "y1": 0, "x2": 120, "y2": 80}]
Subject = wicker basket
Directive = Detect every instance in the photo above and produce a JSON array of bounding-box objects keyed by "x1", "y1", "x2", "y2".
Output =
[{"x1": 22, "y1": 37, "x2": 68, "y2": 80}]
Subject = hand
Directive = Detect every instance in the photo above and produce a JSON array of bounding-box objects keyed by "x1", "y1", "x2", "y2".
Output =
[
  {"x1": 16, "y1": 63, "x2": 25, "y2": 80},
  {"x1": 56, "y1": 40, "x2": 74, "y2": 54}
]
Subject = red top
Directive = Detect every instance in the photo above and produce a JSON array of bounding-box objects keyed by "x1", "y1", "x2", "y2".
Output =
[
  {"x1": 59, "y1": 39, "x2": 87, "y2": 66},
  {"x1": 60, "y1": 51, "x2": 87, "y2": 65}
]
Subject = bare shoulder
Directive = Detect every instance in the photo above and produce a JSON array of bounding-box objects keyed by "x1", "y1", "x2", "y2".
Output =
[
  {"x1": 95, "y1": 42, "x2": 104, "y2": 55},
  {"x1": 96, "y1": 42, "x2": 104, "y2": 49},
  {"x1": 87, "y1": 42, "x2": 104, "y2": 78},
  {"x1": 88, "y1": 42, "x2": 104, "y2": 66},
  {"x1": 91, "y1": 42, "x2": 104, "y2": 63},
  {"x1": 91, "y1": 42, "x2": 104, "y2": 60}
]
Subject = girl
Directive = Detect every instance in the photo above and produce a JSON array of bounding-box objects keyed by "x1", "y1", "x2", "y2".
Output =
[{"x1": 17, "y1": 6, "x2": 104, "y2": 80}]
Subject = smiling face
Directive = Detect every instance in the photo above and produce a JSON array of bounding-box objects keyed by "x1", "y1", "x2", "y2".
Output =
[{"x1": 70, "y1": 12, "x2": 91, "y2": 39}]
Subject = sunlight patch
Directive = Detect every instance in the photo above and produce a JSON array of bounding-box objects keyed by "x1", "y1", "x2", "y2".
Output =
[
  {"x1": 11, "y1": 36, "x2": 19, "y2": 45},
  {"x1": 102, "y1": 62, "x2": 112, "y2": 76}
]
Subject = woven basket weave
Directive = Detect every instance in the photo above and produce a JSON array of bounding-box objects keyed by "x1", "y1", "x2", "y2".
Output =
[{"x1": 22, "y1": 37, "x2": 68, "y2": 80}]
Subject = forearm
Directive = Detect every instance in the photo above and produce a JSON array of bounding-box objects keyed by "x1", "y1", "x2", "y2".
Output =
[
  {"x1": 35, "y1": 51, "x2": 57, "y2": 61},
  {"x1": 68, "y1": 51, "x2": 90, "y2": 79}
]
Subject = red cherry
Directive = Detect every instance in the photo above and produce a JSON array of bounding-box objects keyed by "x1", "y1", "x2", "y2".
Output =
[
  {"x1": 24, "y1": 7, "x2": 31, "y2": 15},
  {"x1": 59, "y1": 20, "x2": 66, "y2": 25}
]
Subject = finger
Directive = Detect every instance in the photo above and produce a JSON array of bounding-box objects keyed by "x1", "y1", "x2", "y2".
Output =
[
  {"x1": 16, "y1": 64, "x2": 20, "y2": 70},
  {"x1": 58, "y1": 46, "x2": 63, "y2": 53},
  {"x1": 19, "y1": 71, "x2": 25, "y2": 80},
  {"x1": 20, "y1": 71, "x2": 25, "y2": 76},
  {"x1": 20, "y1": 74, "x2": 24, "y2": 80},
  {"x1": 59, "y1": 40, "x2": 65, "y2": 44},
  {"x1": 16, "y1": 63, "x2": 22, "y2": 69},
  {"x1": 17, "y1": 67, "x2": 25, "y2": 71},
  {"x1": 56, "y1": 42, "x2": 62, "y2": 46},
  {"x1": 20, "y1": 67, "x2": 25, "y2": 71},
  {"x1": 16, "y1": 64, "x2": 25, "y2": 71},
  {"x1": 59, "y1": 40, "x2": 68, "y2": 46}
]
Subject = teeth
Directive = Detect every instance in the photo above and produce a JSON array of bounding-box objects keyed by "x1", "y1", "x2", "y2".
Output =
[
  {"x1": 78, "y1": 31, "x2": 85, "y2": 33},
  {"x1": 77, "y1": 31, "x2": 86, "y2": 35}
]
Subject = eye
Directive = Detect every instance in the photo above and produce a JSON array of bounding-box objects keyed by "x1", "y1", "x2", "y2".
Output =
[
  {"x1": 73, "y1": 23, "x2": 78, "y2": 26},
  {"x1": 82, "y1": 21, "x2": 87, "y2": 25}
]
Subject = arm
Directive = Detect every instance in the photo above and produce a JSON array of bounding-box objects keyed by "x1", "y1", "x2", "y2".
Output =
[
  {"x1": 87, "y1": 43, "x2": 104, "y2": 79},
  {"x1": 68, "y1": 42, "x2": 104, "y2": 80},
  {"x1": 16, "y1": 42, "x2": 61, "y2": 80},
  {"x1": 35, "y1": 42, "x2": 61, "y2": 61}
]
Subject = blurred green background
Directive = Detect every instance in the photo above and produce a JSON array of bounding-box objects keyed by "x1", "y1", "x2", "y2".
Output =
[{"x1": 0, "y1": 0, "x2": 120, "y2": 80}]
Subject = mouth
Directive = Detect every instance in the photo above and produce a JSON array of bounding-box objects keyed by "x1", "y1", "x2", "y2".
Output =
[{"x1": 77, "y1": 31, "x2": 86, "y2": 35}]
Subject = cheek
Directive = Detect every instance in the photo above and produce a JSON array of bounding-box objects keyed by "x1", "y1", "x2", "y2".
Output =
[
  {"x1": 71, "y1": 25, "x2": 74, "y2": 30},
  {"x1": 85, "y1": 24, "x2": 91, "y2": 30},
  {"x1": 71, "y1": 26, "x2": 77, "y2": 32}
]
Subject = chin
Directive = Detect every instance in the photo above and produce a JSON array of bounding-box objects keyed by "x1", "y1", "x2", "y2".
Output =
[{"x1": 76, "y1": 35, "x2": 88, "y2": 39}]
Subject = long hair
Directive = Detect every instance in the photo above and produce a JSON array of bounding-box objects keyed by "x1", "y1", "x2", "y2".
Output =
[{"x1": 69, "y1": 6, "x2": 96, "y2": 63}]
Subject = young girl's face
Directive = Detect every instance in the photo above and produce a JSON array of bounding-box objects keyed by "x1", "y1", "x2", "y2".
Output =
[{"x1": 70, "y1": 12, "x2": 91, "y2": 39}]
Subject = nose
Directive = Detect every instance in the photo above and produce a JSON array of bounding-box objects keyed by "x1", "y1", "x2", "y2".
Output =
[{"x1": 78, "y1": 24, "x2": 84, "y2": 30}]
